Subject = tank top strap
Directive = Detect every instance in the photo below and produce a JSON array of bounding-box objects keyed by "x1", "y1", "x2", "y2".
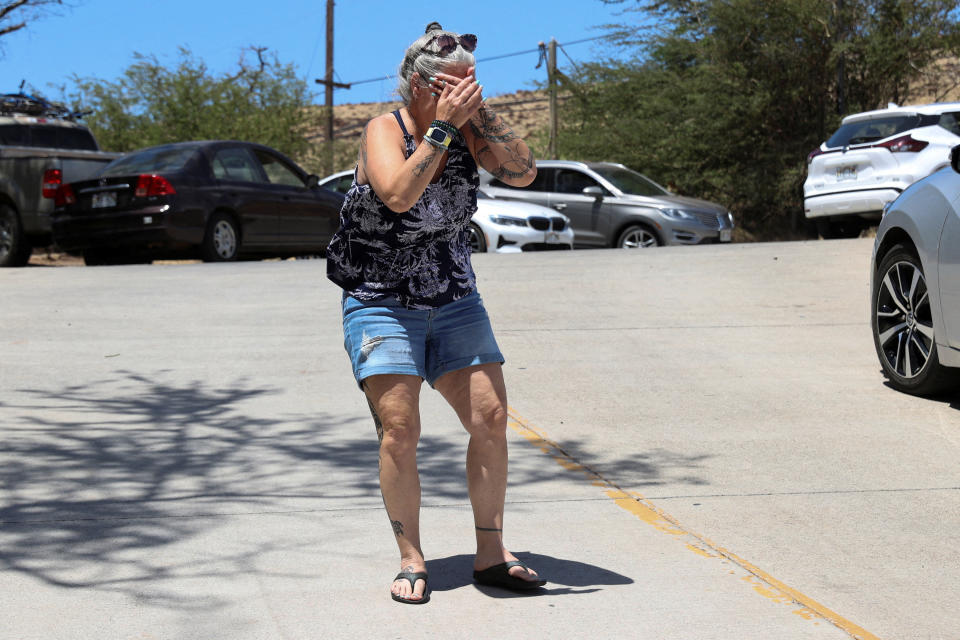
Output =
[{"x1": 392, "y1": 110, "x2": 409, "y2": 136}]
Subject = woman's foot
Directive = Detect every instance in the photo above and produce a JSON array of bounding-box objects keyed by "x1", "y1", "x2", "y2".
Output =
[
  {"x1": 391, "y1": 563, "x2": 429, "y2": 603},
  {"x1": 473, "y1": 550, "x2": 544, "y2": 586}
]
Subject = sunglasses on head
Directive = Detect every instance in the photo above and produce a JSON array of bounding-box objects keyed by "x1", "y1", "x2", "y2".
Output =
[{"x1": 424, "y1": 33, "x2": 477, "y2": 56}]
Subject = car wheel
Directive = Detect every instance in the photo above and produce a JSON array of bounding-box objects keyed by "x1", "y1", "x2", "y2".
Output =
[
  {"x1": 0, "y1": 204, "x2": 32, "y2": 267},
  {"x1": 202, "y1": 213, "x2": 240, "y2": 262},
  {"x1": 617, "y1": 224, "x2": 660, "y2": 248},
  {"x1": 872, "y1": 245, "x2": 959, "y2": 395},
  {"x1": 468, "y1": 222, "x2": 487, "y2": 253}
]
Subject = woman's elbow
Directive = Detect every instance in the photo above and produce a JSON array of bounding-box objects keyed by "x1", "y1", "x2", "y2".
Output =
[{"x1": 499, "y1": 165, "x2": 537, "y2": 188}]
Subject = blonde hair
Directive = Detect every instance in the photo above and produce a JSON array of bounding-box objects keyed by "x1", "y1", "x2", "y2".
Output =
[{"x1": 396, "y1": 22, "x2": 476, "y2": 103}]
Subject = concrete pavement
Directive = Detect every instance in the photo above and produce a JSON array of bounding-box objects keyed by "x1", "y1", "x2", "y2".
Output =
[{"x1": 2, "y1": 239, "x2": 958, "y2": 639}]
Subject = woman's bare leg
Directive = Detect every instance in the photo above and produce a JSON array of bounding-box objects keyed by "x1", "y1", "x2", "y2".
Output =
[
  {"x1": 433, "y1": 363, "x2": 542, "y2": 583},
  {"x1": 364, "y1": 374, "x2": 428, "y2": 601}
]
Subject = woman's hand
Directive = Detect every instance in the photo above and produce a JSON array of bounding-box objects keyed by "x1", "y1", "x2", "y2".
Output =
[{"x1": 427, "y1": 67, "x2": 484, "y2": 128}]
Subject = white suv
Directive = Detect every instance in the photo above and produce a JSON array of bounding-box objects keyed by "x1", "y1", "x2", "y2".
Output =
[{"x1": 804, "y1": 102, "x2": 960, "y2": 238}]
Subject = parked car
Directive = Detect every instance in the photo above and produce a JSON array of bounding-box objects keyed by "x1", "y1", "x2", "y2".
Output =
[
  {"x1": 0, "y1": 93, "x2": 122, "y2": 266},
  {"x1": 52, "y1": 141, "x2": 344, "y2": 265},
  {"x1": 318, "y1": 169, "x2": 574, "y2": 253},
  {"x1": 479, "y1": 160, "x2": 733, "y2": 249},
  {"x1": 870, "y1": 144, "x2": 960, "y2": 395},
  {"x1": 805, "y1": 102, "x2": 960, "y2": 239}
]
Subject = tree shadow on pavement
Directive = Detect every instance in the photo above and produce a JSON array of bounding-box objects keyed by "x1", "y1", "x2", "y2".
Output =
[
  {"x1": 425, "y1": 551, "x2": 632, "y2": 597},
  {"x1": 0, "y1": 370, "x2": 703, "y2": 611}
]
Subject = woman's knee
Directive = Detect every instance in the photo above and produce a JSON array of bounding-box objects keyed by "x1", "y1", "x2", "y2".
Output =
[{"x1": 469, "y1": 399, "x2": 508, "y2": 438}]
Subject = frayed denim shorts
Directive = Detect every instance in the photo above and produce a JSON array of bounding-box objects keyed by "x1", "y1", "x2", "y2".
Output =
[{"x1": 341, "y1": 291, "x2": 505, "y2": 389}]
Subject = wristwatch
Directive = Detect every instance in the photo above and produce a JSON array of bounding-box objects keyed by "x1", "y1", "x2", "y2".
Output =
[{"x1": 424, "y1": 126, "x2": 452, "y2": 149}]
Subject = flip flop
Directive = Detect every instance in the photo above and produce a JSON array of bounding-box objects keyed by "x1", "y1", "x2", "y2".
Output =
[
  {"x1": 473, "y1": 560, "x2": 546, "y2": 591},
  {"x1": 391, "y1": 570, "x2": 430, "y2": 604}
]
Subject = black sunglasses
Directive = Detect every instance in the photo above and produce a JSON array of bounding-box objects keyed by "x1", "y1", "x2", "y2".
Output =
[{"x1": 423, "y1": 33, "x2": 477, "y2": 56}]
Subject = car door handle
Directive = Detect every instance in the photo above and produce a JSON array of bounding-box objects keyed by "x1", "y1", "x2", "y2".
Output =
[{"x1": 552, "y1": 203, "x2": 567, "y2": 211}]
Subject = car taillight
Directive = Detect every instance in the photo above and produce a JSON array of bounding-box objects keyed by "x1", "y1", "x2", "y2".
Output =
[
  {"x1": 876, "y1": 134, "x2": 928, "y2": 153},
  {"x1": 807, "y1": 148, "x2": 825, "y2": 164},
  {"x1": 134, "y1": 174, "x2": 176, "y2": 197},
  {"x1": 54, "y1": 184, "x2": 76, "y2": 207},
  {"x1": 42, "y1": 169, "x2": 62, "y2": 198}
]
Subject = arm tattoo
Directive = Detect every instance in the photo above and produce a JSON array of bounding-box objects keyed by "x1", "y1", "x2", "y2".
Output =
[
  {"x1": 413, "y1": 145, "x2": 441, "y2": 177},
  {"x1": 358, "y1": 123, "x2": 369, "y2": 170},
  {"x1": 469, "y1": 106, "x2": 518, "y2": 143},
  {"x1": 491, "y1": 145, "x2": 535, "y2": 180},
  {"x1": 391, "y1": 520, "x2": 404, "y2": 536}
]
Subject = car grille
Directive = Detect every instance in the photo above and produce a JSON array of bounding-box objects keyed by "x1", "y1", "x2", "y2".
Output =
[
  {"x1": 690, "y1": 211, "x2": 723, "y2": 229},
  {"x1": 529, "y1": 216, "x2": 567, "y2": 231}
]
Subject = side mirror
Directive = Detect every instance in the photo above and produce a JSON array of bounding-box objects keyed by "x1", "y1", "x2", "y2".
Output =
[
  {"x1": 306, "y1": 174, "x2": 320, "y2": 189},
  {"x1": 951, "y1": 145, "x2": 960, "y2": 174},
  {"x1": 582, "y1": 186, "x2": 604, "y2": 199}
]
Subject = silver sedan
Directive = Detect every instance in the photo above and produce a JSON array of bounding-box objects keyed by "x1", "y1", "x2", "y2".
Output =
[{"x1": 871, "y1": 145, "x2": 960, "y2": 394}]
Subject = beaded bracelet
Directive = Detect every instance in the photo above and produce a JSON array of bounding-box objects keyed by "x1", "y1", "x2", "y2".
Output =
[{"x1": 431, "y1": 119, "x2": 462, "y2": 142}]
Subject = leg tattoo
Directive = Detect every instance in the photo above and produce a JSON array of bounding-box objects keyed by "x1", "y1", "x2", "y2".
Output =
[
  {"x1": 365, "y1": 393, "x2": 385, "y2": 443},
  {"x1": 391, "y1": 519, "x2": 404, "y2": 537}
]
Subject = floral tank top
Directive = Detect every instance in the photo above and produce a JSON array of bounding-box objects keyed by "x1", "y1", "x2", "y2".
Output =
[{"x1": 325, "y1": 110, "x2": 479, "y2": 310}]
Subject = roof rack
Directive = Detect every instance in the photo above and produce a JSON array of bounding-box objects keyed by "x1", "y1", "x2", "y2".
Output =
[{"x1": 0, "y1": 92, "x2": 89, "y2": 120}]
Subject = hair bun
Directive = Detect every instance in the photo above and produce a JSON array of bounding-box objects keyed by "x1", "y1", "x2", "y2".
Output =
[{"x1": 425, "y1": 21, "x2": 443, "y2": 33}]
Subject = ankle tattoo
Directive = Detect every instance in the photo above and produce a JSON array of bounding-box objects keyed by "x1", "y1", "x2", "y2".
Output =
[
  {"x1": 475, "y1": 526, "x2": 503, "y2": 532},
  {"x1": 391, "y1": 519, "x2": 404, "y2": 536}
]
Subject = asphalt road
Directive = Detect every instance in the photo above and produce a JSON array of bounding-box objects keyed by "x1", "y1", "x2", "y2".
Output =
[{"x1": 2, "y1": 238, "x2": 958, "y2": 640}]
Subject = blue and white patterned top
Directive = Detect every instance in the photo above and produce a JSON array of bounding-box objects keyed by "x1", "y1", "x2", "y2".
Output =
[{"x1": 326, "y1": 111, "x2": 479, "y2": 310}]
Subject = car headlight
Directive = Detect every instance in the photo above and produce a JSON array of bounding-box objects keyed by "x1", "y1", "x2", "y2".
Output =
[
  {"x1": 489, "y1": 215, "x2": 529, "y2": 227},
  {"x1": 660, "y1": 207, "x2": 696, "y2": 221}
]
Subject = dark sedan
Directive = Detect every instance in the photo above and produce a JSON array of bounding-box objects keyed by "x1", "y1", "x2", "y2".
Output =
[{"x1": 51, "y1": 141, "x2": 344, "y2": 265}]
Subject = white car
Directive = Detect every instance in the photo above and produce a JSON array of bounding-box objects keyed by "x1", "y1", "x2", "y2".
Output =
[
  {"x1": 804, "y1": 102, "x2": 960, "y2": 238},
  {"x1": 318, "y1": 170, "x2": 574, "y2": 253}
]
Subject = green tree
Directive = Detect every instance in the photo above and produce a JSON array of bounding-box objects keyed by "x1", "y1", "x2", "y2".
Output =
[
  {"x1": 69, "y1": 47, "x2": 316, "y2": 160},
  {"x1": 557, "y1": 0, "x2": 960, "y2": 238}
]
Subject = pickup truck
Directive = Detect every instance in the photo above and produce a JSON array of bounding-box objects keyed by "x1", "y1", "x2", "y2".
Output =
[{"x1": 0, "y1": 95, "x2": 122, "y2": 266}]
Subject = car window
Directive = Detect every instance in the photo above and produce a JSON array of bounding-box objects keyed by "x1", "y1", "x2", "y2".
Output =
[
  {"x1": 253, "y1": 149, "x2": 305, "y2": 187},
  {"x1": 0, "y1": 124, "x2": 29, "y2": 146},
  {"x1": 826, "y1": 115, "x2": 921, "y2": 147},
  {"x1": 211, "y1": 147, "x2": 266, "y2": 183},
  {"x1": 590, "y1": 165, "x2": 667, "y2": 196},
  {"x1": 334, "y1": 174, "x2": 354, "y2": 193},
  {"x1": 487, "y1": 168, "x2": 553, "y2": 191},
  {"x1": 555, "y1": 169, "x2": 600, "y2": 194},
  {"x1": 102, "y1": 146, "x2": 197, "y2": 176},
  {"x1": 938, "y1": 112, "x2": 960, "y2": 136}
]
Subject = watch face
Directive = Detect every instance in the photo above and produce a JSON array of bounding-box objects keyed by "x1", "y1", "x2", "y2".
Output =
[{"x1": 429, "y1": 128, "x2": 448, "y2": 143}]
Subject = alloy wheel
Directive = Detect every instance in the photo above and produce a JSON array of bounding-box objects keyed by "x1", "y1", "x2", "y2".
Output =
[
  {"x1": 0, "y1": 217, "x2": 12, "y2": 260},
  {"x1": 620, "y1": 228, "x2": 658, "y2": 248},
  {"x1": 875, "y1": 260, "x2": 935, "y2": 379}
]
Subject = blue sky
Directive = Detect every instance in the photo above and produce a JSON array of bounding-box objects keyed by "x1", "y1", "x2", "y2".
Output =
[{"x1": 0, "y1": 0, "x2": 639, "y2": 106}]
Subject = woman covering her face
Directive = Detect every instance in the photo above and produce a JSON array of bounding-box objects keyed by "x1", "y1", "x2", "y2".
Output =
[{"x1": 326, "y1": 21, "x2": 545, "y2": 604}]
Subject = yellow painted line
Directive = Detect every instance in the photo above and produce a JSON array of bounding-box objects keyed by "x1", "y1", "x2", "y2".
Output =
[{"x1": 506, "y1": 407, "x2": 882, "y2": 640}]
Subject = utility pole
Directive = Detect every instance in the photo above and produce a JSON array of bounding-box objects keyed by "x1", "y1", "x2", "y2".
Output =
[
  {"x1": 314, "y1": 0, "x2": 351, "y2": 176},
  {"x1": 324, "y1": 0, "x2": 335, "y2": 175},
  {"x1": 547, "y1": 38, "x2": 558, "y2": 160}
]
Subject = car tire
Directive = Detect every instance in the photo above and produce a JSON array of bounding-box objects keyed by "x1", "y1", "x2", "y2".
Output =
[
  {"x1": 468, "y1": 222, "x2": 487, "y2": 253},
  {"x1": 202, "y1": 212, "x2": 240, "y2": 262},
  {"x1": 0, "y1": 204, "x2": 32, "y2": 267},
  {"x1": 616, "y1": 224, "x2": 660, "y2": 249},
  {"x1": 872, "y1": 244, "x2": 959, "y2": 395}
]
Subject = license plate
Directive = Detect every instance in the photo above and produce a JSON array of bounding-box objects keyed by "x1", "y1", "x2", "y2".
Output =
[
  {"x1": 92, "y1": 192, "x2": 117, "y2": 208},
  {"x1": 836, "y1": 165, "x2": 857, "y2": 181},
  {"x1": 719, "y1": 229, "x2": 732, "y2": 242},
  {"x1": 546, "y1": 232, "x2": 562, "y2": 243}
]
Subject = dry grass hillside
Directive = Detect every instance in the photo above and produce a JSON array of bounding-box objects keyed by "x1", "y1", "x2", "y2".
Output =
[{"x1": 299, "y1": 89, "x2": 554, "y2": 176}]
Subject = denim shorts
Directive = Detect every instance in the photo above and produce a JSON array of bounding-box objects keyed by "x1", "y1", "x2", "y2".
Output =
[{"x1": 342, "y1": 291, "x2": 505, "y2": 389}]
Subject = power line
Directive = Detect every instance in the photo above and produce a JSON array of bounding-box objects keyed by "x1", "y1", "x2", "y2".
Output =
[{"x1": 339, "y1": 34, "x2": 608, "y2": 88}]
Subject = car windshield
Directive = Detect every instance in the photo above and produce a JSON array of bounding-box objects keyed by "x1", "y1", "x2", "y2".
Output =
[
  {"x1": 825, "y1": 115, "x2": 921, "y2": 147},
  {"x1": 590, "y1": 165, "x2": 668, "y2": 197},
  {"x1": 101, "y1": 146, "x2": 196, "y2": 176}
]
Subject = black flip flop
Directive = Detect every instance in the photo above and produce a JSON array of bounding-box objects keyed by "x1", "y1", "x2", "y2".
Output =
[
  {"x1": 391, "y1": 570, "x2": 430, "y2": 604},
  {"x1": 473, "y1": 560, "x2": 546, "y2": 591}
]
